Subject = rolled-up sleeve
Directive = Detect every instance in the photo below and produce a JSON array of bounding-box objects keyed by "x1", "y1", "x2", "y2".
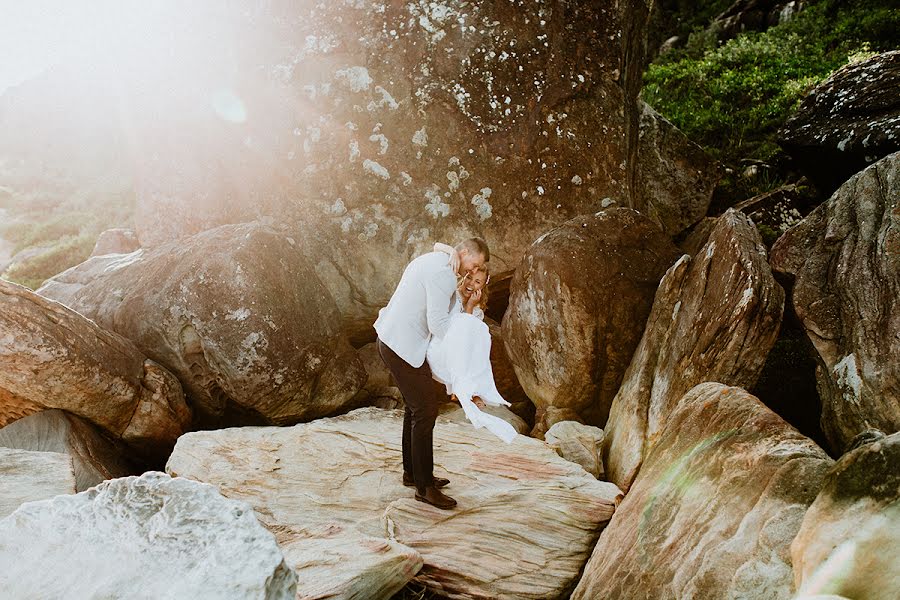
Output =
[{"x1": 424, "y1": 270, "x2": 457, "y2": 339}]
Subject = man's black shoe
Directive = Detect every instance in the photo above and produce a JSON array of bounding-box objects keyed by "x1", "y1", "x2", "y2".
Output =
[{"x1": 415, "y1": 486, "x2": 457, "y2": 510}]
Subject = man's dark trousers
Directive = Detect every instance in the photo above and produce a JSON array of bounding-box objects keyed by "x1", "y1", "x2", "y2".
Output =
[{"x1": 376, "y1": 337, "x2": 439, "y2": 491}]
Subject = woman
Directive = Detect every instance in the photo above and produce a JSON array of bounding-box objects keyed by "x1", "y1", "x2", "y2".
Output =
[{"x1": 426, "y1": 243, "x2": 517, "y2": 443}]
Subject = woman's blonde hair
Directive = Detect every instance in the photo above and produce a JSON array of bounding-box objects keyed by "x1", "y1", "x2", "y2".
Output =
[{"x1": 458, "y1": 265, "x2": 490, "y2": 311}]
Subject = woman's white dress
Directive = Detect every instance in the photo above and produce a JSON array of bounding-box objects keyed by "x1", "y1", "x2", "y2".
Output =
[{"x1": 426, "y1": 295, "x2": 517, "y2": 443}]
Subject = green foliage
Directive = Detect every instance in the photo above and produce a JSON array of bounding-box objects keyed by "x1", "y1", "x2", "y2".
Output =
[
  {"x1": 643, "y1": 0, "x2": 900, "y2": 170},
  {"x1": 3, "y1": 233, "x2": 95, "y2": 290},
  {"x1": 0, "y1": 172, "x2": 134, "y2": 289}
]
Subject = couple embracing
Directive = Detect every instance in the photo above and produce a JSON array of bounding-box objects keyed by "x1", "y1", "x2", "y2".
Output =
[{"x1": 374, "y1": 238, "x2": 516, "y2": 510}]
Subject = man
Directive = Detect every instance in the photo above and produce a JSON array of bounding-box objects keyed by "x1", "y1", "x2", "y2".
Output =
[{"x1": 374, "y1": 238, "x2": 490, "y2": 509}]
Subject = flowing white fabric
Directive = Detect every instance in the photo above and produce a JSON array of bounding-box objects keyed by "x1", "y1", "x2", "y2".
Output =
[{"x1": 427, "y1": 311, "x2": 518, "y2": 444}]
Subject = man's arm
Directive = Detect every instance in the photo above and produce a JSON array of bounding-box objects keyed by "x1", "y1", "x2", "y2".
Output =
[{"x1": 424, "y1": 270, "x2": 457, "y2": 339}]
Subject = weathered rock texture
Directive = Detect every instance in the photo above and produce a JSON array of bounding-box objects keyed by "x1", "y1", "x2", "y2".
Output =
[
  {"x1": 167, "y1": 407, "x2": 622, "y2": 600},
  {"x1": 779, "y1": 51, "x2": 900, "y2": 194},
  {"x1": 502, "y1": 208, "x2": 682, "y2": 436},
  {"x1": 440, "y1": 403, "x2": 530, "y2": 436},
  {"x1": 604, "y1": 210, "x2": 785, "y2": 491},
  {"x1": 90, "y1": 228, "x2": 140, "y2": 257},
  {"x1": 636, "y1": 102, "x2": 721, "y2": 235},
  {"x1": 771, "y1": 151, "x2": 900, "y2": 452},
  {"x1": 0, "y1": 447, "x2": 75, "y2": 519},
  {"x1": 485, "y1": 317, "x2": 534, "y2": 424},
  {"x1": 0, "y1": 280, "x2": 190, "y2": 458},
  {"x1": 573, "y1": 383, "x2": 833, "y2": 600},
  {"x1": 791, "y1": 432, "x2": 900, "y2": 600},
  {"x1": 91, "y1": 1, "x2": 719, "y2": 344},
  {"x1": 0, "y1": 472, "x2": 296, "y2": 599},
  {"x1": 38, "y1": 222, "x2": 366, "y2": 427},
  {"x1": 0, "y1": 410, "x2": 133, "y2": 492},
  {"x1": 545, "y1": 421, "x2": 605, "y2": 479}
]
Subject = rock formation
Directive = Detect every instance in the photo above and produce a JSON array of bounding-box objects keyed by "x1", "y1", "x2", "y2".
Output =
[
  {"x1": 545, "y1": 421, "x2": 605, "y2": 479},
  {"x1": 791, "y1": 431, "x2": 900, "y2": 600},
  {"x1": 636, "y1": 102, "x2": 721, "y2": 235},
  {"x1": 0, "y1": 410, "x2": 133, "y2": 492},
  {"x1": 0, "y1": 447, "x2": 75, "y2": 519},
  {"x1": 771, "y1": 151, "x2": 900, "y2": 452},
  {"x1": 0, "y1": 472, "x2": 296, "y2": 599},
  {"x1": 0, "y1": 280, "x2": 190, "y2": 459},
  {"x1": 778, "y1": 50, "x2": 900, "y2": 194},
  {"x1": 167, "y1": 407, "x2": 622, "y2": 600},
  {"x1": 573, "y1": 383, "x2": 833, "y2": 600},
  {"x1": 604, "y1": 209, "x2": 784, "y2": 491},
  {"x1": 502, "y1": 207, "x2": 682, "y2": 436},
  {"x1": 38, "y1": 222, "x2": 366, "y2": 427}
]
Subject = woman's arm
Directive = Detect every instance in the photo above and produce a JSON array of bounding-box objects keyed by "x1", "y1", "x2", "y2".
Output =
[{"x1": 434, "y1": 242, "x2": 460, "y2": 275}]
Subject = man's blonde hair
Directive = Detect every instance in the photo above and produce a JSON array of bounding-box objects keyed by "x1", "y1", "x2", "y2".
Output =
[{"x1": 455, "y1": 237, "x2": 490, "y2": 262}]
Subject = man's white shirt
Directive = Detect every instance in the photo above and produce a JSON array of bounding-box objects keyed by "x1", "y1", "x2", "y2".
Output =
[{"x1": 374, "y1": 251, "x2": 457, "y2": 368}]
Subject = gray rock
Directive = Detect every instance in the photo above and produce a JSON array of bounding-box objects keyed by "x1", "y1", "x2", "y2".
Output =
[
  {"x1": 545, "y1": 421, "x2": 605, "y2": 479},
  {"x1": 0, "y1": 472, "x2": 296, "y2": 599},
  {"x1": 90, "y1": 228, "x2": 140, "y2": 257},
  {"x1": 778, "y1": 51, "x2": 900, "y2": 194},
  {"x1": 771, "y1": 152, "x2": 900, "y2": 452},
  {"x1": 0, "y1": 447, "x2": 75, "y2": 519},
  {"x1": 0, "y1": 410, "x2": 133, "y2": 492}
]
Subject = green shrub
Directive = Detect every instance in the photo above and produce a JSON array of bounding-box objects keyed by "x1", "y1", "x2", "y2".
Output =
[
  {"x1": 643, "y1": 0, "x2": 900, "y2": 169},
  {"x1": 3, "y1": 232, "x2": 95, "y2": 290}
]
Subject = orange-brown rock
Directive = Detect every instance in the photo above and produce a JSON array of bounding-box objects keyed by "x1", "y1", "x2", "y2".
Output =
[
  {"x1": 0, "y1": 280, "x2": 190, "y2": 459},
  {"x1": 501, "y1": 208, "x2": 681, "y2": 436},
  {"x1": 573, "y1": 383, "x2": 833, "y2": 600},
  {"x1": 604, "y1": 209, "x2": 784, "y2": 491}
]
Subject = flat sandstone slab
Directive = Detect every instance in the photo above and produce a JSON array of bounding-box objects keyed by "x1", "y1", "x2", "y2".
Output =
[{"x1": 167, "y1": 407, "x2": 622, "y2": 600}]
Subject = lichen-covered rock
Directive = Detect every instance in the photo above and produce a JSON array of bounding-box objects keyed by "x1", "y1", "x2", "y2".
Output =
[
  {"x1": 0, "y1": 410, "x2": 133, "y2": 492},
  {"x1": 778, "y1": 51, "x2": 900, "y2": 194},
  {"x1": 545, "y1": 421, "x2": 605, "y2": 479},
  {"x1": 636, "y1": 101, "x2": 721, "y2": 235},
  {"x1": 0, "y1": 472, "x2": 296, "y2": 599},
  {"x1": 604, "y1": 210, "x2": 784, "y2": 491},
  {"x1": 790, "y1": 432, "x2": 900, "y2": 600},
  {"x1": 0, "y1": 447, "x2": 75, "y2": 519},
  {"x1": 731, "y1": 182, "x2": 815, "y2": 246},
  {"x1": 502, "y1": 208, "x2": 681, "y2": 436},
  {"x1": 573, "y1": 383, "x2": 833, "y2": 600},
  {"x1": 111, "y1": 1, "x2": 720, "y2": 343},
  {"x1": 90, "y1": 228, "x2": 140, "y2": 257},
  {"x1": 38, "y1": 222, "x2": 366, "y2": 427},
  {"x1": 771, "y1": 152, "x2": 900, "y2": 452},
  {"x1": 0, "y1": 280, "x2": 190, "y2": 458},
  {"x1": 167, "y1": 407, "x2": 621, "y2": 600}
]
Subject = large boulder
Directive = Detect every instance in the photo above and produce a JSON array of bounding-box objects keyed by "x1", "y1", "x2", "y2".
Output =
[
  {"x1": 771, "y1": 152, "x2": 900, "y2": 452},
  {"x1": 167, "y1": 407, "x2": 622, "y2": 600},
  {"x1": 38, "y1": 222, "x2": 366, "y2": 427},
  {"x1": 573, "y1": 383, "x2": 834, "y2": 600},
  {"x1": 110, "y1": 1, "x2": 718, "y2": 343},
  {"x1": 0, "y1": 472, "x2": 296, "y2": 599},
  {"x1": 635, "y1": 101, "x2": 721, "y2": 235},
  {"x1": 0, "y1": 280, "x2": 190, "y2": 459},
  {"x1": 791, "y1": 432, "x2": 900, "y2": 599},
  {"x1": 0, "y1": 447, "x2": 75, "y2": 519},
  {"x1": 502, "y1": 208, "x2": 681, "y2": 436},
  {"x1": 0, "y1": 410, "x2": 133, "y2": 492},
  {"x1": 604, "y1": 209, "x2": 785, "y2": 491},
  {"x1": 778, "y1": 51, "x2": 900, "y2": 195}
]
